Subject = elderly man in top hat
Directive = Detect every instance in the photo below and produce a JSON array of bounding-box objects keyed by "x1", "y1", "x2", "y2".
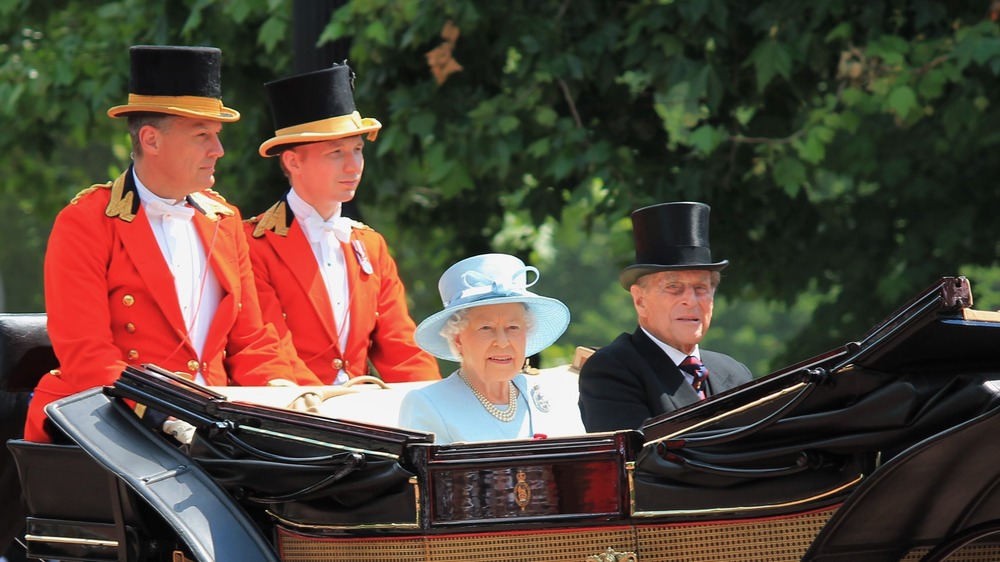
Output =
[
  {"x1": 24, "y1": 45, "x2": 304, "y2": 443},
  {"x1": 578, "y1": 202, "x2": 753, "y2": 432},
  {"x1": 245, "y1": 62, "x2": 440, "y2": 385}
]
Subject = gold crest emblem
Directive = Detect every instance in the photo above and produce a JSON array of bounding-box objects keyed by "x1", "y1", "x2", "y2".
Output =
[
  {"x1": 586, "y1": 547, "x2": 638, "y2": 562},
  {"x1": 514, "y1": 470, "x2": 531, "y2": 512}
]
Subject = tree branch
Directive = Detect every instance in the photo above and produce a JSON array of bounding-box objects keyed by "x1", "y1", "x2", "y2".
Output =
[
  {"x1": 729, "y1": 127, "x2": 808, "y2": 145},
  {"x1": 558, "y1": 78, "x2": 584, "y2": 129}
]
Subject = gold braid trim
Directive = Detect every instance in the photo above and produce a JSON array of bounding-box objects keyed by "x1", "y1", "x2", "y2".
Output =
[
  {"x1": 203, "y1": 188, "x2": 227, "y2": 202},
  {"x1": 252, "y1": 200, "x2": 290, "y2": 238},
  {"x1": 344, "y1": 218, "x2": 372, "y2": 231},
  {"x1": 70, "y1": 181, "x2": 112, "y2": 205},
  {"x1": 188, "y1": 191, "x2": 235, "y2": 221},
  {"x1": 104, "y1": 172, "x2": 136, "y2": 222}
]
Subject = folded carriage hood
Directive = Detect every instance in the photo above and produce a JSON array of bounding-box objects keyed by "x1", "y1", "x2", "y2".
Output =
[
  {"x1": 802, "y1": 394, "x2": 1000, "y2": 561},
  {"x1": 640, "y1": 276, "x2": 1000, "y2": 560},
  {"x1": 45, "y1": 388, "x2": 280, "y2": 562}
]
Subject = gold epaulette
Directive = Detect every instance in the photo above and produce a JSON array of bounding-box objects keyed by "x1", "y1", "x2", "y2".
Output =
[
  {"x1": 188, "y1": 190, "x2": 235, "y2": 221},
  {"x1": 70, "y1": 181, "x2": 112, "y2": 205},
  {"x1": 252, "y1": 200, "x2": 290, "y2": 238},
  {"x1": 104, "y1": 172, "x2": 136, "y2": 222},
  {"x1": 203, "y1": 188, "x2": 227, "y2": 202},
  {"x1": 345, "y1": 218, "x2": 373, "y2": 231}
]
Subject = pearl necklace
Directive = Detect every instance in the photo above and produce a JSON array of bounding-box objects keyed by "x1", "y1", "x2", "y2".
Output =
[{"x1": 458, "y1": 370, "x2": 518, "y2": 422}]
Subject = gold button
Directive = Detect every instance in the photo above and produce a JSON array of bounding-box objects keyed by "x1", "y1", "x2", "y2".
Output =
[
  {"x1": 332, "y1": 358, "x2": 344, "y2": 370},
  {"x1": 202, "y1": 362, "x2": 209, "y2": 371},
  {"x1": 49, "y1": 369, "x2": 62, "y2": 378},
  {"x1": 187, "y1": 359, "x2": 200, "y2": 372},
  {"x1": 128, "y1": 349, "x2": 139, "y2": 360},
  {"x1": 122, "y1": 295, "x2": 135, "y2": 306},
  {"x1": 125, "y1": 322, "x2": 136, "y2": 333}
]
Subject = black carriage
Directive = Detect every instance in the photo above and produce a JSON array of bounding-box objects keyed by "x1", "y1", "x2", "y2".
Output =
[{"x1": 3, "y1": 276, "x2": 1000, "y2": 561}]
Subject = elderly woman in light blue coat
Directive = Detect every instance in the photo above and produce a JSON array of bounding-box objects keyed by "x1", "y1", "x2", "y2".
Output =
[{"x1": 398, "y1": 254, "x2": 584, "y2": 443}]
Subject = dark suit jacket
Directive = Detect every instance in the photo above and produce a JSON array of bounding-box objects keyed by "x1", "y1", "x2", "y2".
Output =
[{"x1": 578, "y1": 327, "x2": 753, "y2": 432}]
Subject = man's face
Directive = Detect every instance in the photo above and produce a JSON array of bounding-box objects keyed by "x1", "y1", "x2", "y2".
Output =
[
  {"x1": 630, "y1": 270, "x2": 715, "y2": 354},
  {"x1": 287, "y1": 136, "x2": 365, "y2": 206},
  {"x1": 150, "y1": 117, "x2": 225, "y2": 195}
]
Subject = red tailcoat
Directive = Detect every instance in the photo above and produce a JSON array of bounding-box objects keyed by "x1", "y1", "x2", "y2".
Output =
[
  {"x1": 246, "y1": 199, "x2": 440, "y2": 384},
  {"x1": 25, "y1": 168, "x2": 296, "y2": 442}
]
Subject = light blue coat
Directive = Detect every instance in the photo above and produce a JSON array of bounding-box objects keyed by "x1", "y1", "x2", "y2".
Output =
[{"x1": 398, "y1": 371, "x2": 585, "y2": 443}]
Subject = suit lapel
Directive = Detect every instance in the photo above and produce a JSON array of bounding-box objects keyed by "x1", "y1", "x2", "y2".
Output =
[
  {"x1": 631, "y1": 328, "x2": 701, "y2": 407},
  {"x1": 192, "y1": 210, "x2": 236, "y2": 348},
  {"x1": 341, "y1": 231, "x2": 365, "y2": 358},
  {"x1": 700, "y1": 351, "x2": 736, "y2": 397},
  {"x1": 110, "y1": 170, "x2": 187, "y2": 332},
  {"x1": 267, "y1": 210, "x2": 340, "y2": 346}
]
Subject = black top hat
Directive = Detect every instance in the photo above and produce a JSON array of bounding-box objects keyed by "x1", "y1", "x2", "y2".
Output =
[
  {"x1": 107, "y1": 45, "x2": 239, "y2": 122},
  {"x1": 258, "y1": 62, "x2": 382, "y2": 157},
  {"x1": 618, "y1": 202, "x2": 729, "y2": 289}
]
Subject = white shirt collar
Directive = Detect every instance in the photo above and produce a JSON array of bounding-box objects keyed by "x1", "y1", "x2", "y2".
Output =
[
  {"x1": 287, "y1": 188, "x2": 352, "y2": 243},
  {"x1": 639, "y1": 326, "x2": 700, "y2": 366},
  {"x1": 287, "y1": 187, "x2": 341, "y2": 222},
  {"x1": 133, "y1": 169, "x2": 187, "y2": 207}
]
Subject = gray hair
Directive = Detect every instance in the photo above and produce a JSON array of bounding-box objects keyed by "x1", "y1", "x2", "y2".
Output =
[
  {"x1": 440, "y1": 304, "x2": 536, "y2": 359},
  {"x1": 127, "y1": 113, "x2": 175, "y2": 158}
]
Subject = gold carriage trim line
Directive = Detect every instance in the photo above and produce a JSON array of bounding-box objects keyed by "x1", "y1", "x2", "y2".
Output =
[
  {"x1": 644, "y1": 381, "x2": 809, "y2": 447},
  {"x1": 268, "y1": 512, "x2": 421, "y2": 531},
  {"x1": 626, "y1": 462, "x2": 864, "y2": 518},
  {"x1": 234, "y1": 424, "x2": 400, "y2": 461},
  {"x1": 25, "y1": 534, "x2": 118, "y2": 548}
]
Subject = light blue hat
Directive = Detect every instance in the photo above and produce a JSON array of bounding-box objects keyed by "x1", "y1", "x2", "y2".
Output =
[{"x1": 414, "y1": 253, "x2": 571, "y2": 362}]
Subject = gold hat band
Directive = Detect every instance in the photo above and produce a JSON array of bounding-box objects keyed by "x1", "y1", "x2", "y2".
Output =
[
  {"x1": 259, "y1": 111, "x2": 381, "y2": 156},
  {"x1": 126, "y1": 93, "x2": 225, "y2": 113},
  {"x1": 275, "y1": 112, "x2": 365, "y2": 137}
]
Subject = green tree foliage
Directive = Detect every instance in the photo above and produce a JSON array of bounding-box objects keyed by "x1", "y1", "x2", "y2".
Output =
[
  {"x1": 2, "y1": 0, "x2": 999, "y2": 374},
  {"x1": 0, "y1": 0, "x2": 290, "y2": 310},
  {"x1": 329, "y1": 0, "x2": 1000, "y2": 368}
]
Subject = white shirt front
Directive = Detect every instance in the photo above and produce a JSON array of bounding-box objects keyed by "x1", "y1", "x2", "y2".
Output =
[
  {"x1": 640, "y1": 326, "x2": 702, "y2": 390},
  {"x1": 134, "y1": 171, "x2": 220, "y2": 384},
  {"x1": 287, "y1": 188, "x2": 351, "y2": 384}
]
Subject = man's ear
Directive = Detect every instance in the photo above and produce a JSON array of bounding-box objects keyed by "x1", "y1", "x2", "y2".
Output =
[
  {"x1": 280, "y1": 149, "x2": 299, "y2": 173},
  {"x1": 137, "y1": 124, "x2": 160, "y2": 155},
  {"x1": 630, "y1": 284, "x2": 646, "y2": 318}
]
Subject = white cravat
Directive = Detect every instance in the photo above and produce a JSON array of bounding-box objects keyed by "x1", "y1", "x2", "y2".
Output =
[
  {"x1": 288, "y1": 189, "x2": 351, "y2": 384},
  {"x1": 136, "y1": 173, "x2": 220, "y2": 384}
]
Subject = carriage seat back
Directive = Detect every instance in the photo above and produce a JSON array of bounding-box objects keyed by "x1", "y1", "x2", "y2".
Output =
[{"x1": 0, "y1": 313, "x2": 56, "y2": 392}]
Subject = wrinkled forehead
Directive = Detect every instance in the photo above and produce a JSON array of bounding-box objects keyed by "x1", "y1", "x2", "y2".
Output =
[{"x1": 648, "y1": 270, "x2": 714, "y2": 285}]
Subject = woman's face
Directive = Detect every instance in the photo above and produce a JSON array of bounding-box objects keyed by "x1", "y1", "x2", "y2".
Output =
[{"x1": 454, "y1": 303, "x2": 528, "y2": 384}]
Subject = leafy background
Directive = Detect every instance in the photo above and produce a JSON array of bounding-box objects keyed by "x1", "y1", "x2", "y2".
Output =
[{"x1": 2, "y1": 0, "x2": 1000, "y2": 377}]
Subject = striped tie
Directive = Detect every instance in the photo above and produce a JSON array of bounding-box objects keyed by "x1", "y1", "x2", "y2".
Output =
[{"x1": 679, "y1": 355, "x2": 709, "y2": 399}]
